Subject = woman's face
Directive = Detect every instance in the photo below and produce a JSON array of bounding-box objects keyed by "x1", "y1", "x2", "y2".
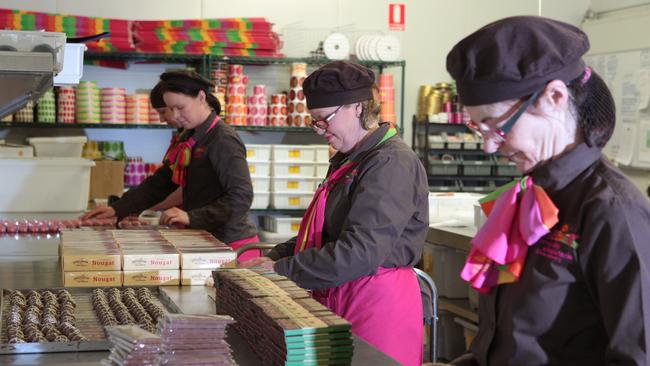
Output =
[
  {"x1": 310, "y1": 104, "x2": 365, "y2": 153},
  {"x1": 156, "y1": 107, "x2": 181, "y2": 128},
  {"x1": 465, "y1": 85, "x2": 577, "y2": 174},
  {"x1": 163, "y1": 91, "x2": 206, "y2": 130}
]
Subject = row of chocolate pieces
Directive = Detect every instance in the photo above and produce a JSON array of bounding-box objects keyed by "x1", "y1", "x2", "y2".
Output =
[
  {"x1": 212, "y1": 268, "x2": 353, "y2": 366},
  {"x1": 4, "y1": 289, "x2": 86, "y2": 343},
  {"x1": 91, "y1": 288, "x2": 164, "y2": 334},
  {"x1": 0, "y1": 215, "x2": 150, "y2": 234},
  {"x1": 101, "y1": 325, "x2": 161, "y2": 366},
  {"x1": 155, "y1": 313, "x2": 236, "y2": 366}
]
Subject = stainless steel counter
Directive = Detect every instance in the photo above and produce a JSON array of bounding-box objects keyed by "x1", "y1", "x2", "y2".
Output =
[
  {"x1": 0, "y1": 233, "x2": 401, "y2": 365},
  {"x1": 426, "y1": 225, "x2": 476, "y2": 252}
]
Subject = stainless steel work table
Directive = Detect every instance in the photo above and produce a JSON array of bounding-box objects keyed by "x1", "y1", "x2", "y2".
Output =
[{"x1": 0, "y1": 231, "x2": 400, "y2": 365}]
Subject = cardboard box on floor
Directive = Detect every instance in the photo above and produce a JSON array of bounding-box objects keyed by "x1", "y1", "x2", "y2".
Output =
[{"x1": 89, "y1": 160, "x2": 125, "y2": 201}]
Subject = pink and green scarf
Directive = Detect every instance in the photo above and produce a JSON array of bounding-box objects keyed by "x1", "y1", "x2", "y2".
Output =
[
  {"x1": 461, "y1": 176, "x2": 559, "y2": 294},
  {"x1": 294, "y1": 127, "x2": 397, "y2": 254}
]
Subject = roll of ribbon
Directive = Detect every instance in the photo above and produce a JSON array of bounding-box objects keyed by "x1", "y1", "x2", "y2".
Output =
[
  {"x1": 37, "y1": 89, "x2": 56, "y2": 123},
  {"x1": 14, "y1": 100, "x2": 34, "y2": 123},
  {"x1": 76, "y1": 82, "x2": 100, "y2": 123},
  {"x1": 287, "y1": 63, "x2": 309, "y2": 127},
  {"x1": 268, "y1": 93, "x2": 288, "y2": 127},
  {"x1": 100, "y1": 88, "x2": 126, "y2": 124},
  {"x1": 57, "y1": 86, "x2": 76, "y2": 124},
  {"x1": 125, "y1": 94, "x2": 150, "y2": 124},
  {"x1": 246, "y1": 85, "x2": 268, "y2": 126}
]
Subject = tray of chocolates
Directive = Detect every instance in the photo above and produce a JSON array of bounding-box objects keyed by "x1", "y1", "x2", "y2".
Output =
[{"x1": 0, "y1": 287, "x2": 180, "y2": 354}]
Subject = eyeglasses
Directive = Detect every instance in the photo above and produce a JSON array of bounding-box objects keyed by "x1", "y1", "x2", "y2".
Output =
[
  {"x1": 465, "y1": 90, "x2": 541, "y2": 143},
  {"x1": 310, "y1": 105, "x2": 344, "y2": 131}
]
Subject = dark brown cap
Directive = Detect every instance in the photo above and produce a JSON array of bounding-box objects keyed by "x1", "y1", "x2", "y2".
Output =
[
  {"x1": 303, "y1": 61, "x2": 375, "y2": 109},
  {"x1": 149, "y1": 81, "x2": 165, "y2": 109},
  {"x1": 447, "y1": 16, "x2": 590, "y2": 106}
]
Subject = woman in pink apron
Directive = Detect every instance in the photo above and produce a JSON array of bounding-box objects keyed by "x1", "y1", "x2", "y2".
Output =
[{"x1": 241, "y1": 61, "x2": 429, "y2": 366}]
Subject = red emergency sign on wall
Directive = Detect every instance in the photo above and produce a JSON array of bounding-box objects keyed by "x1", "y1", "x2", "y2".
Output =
[{"x1": 389, "y1": 4, "x2": 405, "y2": 31}]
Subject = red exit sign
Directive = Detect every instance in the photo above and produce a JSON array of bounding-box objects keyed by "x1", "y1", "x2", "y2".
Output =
[{"x1": 389, "y1": 3, "x2": 405, "y2": 31}]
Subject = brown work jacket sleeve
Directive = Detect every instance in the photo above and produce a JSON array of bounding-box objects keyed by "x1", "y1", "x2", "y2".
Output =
[
  {"x1": 186, "y1": 130, "x2": 254, "y2": 232},
  {"x1": 111, "y1": 165, "x2": 177, "y2": 220}
]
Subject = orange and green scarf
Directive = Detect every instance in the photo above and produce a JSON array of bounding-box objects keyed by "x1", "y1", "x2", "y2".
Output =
[{"x1": 294, "y1": 127, "x2": 397, "y2": 254}]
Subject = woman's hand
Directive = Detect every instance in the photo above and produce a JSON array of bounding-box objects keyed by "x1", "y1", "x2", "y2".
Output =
[
  {"x1": 238, "y1": 256, "x2": 275, "y2": 270},
  {"x1": 80, "y1": 205, "x2": 116, "y2": 220},
  {"x1": 159, "y1": 207, "x2": 190, "y2": 227}
]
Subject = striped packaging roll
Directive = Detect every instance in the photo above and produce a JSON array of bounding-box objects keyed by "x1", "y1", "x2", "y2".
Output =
[
  {"x1": 100, "y1": 88, "x2": 127, "y2": 124},
  {"x1": 246, "y1": 85, "x2": 268, "y2": 126},
  {"x1": 268, "y1": 93, "x2": 287, "y2": 127},
  {"x1": 76, "y1": 81, "x2": 101, "y2": 123},
  {"x1": 37, "y1": 89, "x2": 56, "y2": 123},
  {"x1": 287, "y1": 63, "x2": 309, "y2": 127},
  {"x1": 225, "y1": 64, "x2": 248, "y2": 126},
  {"x1": 14, "y1": 101, "x2": 34, "y2": 123},
  {"x1": 379, "y1": 73, "x2": 396, "y2": 123},
  {"x1": 56, "y1": 86, "x2": 76, "y2": 124},
  {"x1": 126, "y1": 94, "x2": 150, "y2": 124}
]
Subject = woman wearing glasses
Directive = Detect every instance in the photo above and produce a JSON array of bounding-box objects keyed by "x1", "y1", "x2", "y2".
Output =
[
  {"x1": 240, "y1": 61, "x2": 429, "y2": 366},
  {"x1": 443, "y1": 16, "x2": 650, "y2": 366}
]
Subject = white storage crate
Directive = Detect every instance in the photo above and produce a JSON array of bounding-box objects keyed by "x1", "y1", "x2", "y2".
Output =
[
  {"x1": 271, "y1": 191, "x2": 313, "y2": 209},
  {"x1": 258, "y1": 230, "x2": 294, "y2": 243},
  {"x1": 313, "y1": 145, "x2": 330, "y2": 162},
  {"x1": 272, "y1": 161, "x2": 316, "y2": 177},
  {"x1": 251, "y1": 175, "x2": 271, "y2": 192},
  {"x1": 245, "y1": 144, "x2": 272, "y2": 162},
  {"x1": 251, "y1": 191, "x2": 270, "y2": 209},
  {"x1": 27, "y1": 136, "x2": 87, "y2": 157},
  {"x1": 247, "y1": 161, "x2": 270, "y2": 176},
  {"x1": 272, "y1": 145, "x2": 316, "y2": 162},
  {"x1": 53, "y1": 43, "x2": 87, "y2": 85},
  {"x1": 315, "y1": 162, "x2": 329, "y2": 178},
  {"x1": 265, "y1": 215, "x2": 303, "y2": 235},
  {"x1": 0, "y1": 158, "x2": 94, "y2": 212},
  {"x1": 431, "y1": 244, "x2": 469, "y2": 298},
  {"x1": 271, "y1": 176, "x2": 318, "y2": 192}
]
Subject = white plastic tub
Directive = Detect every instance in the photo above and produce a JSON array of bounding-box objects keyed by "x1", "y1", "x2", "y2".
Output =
[
  {"x1": 315, "y1": 162, "x2": 329, "y2": 178},
  {"x1": 245, "y1": 144, "x2": 272, "y2": 162},
  {"x1": 271, "y1": 176, "x2": 319, "y2": 192},
  {"x1": 27, "y1": 136, "x2": 87, "y2": 157},
  {"x1": 0, "y1": 157, "x2": 94, "y2": 212},
  {"x1": 272, "y1": 161, "x2": 316, "y2": 177},
  {"x1": 247, "y1": 161, "x2": 270, "y2": 176},
  {"x1": 251, "y1": 191, "x2": 270, "y2": 209},
  {"x1": 272, "y1": 145, "x2": 315, "y2": 162},
  {"x1": 270, "y1": 191, "x2": 314, "y2": 209},
  {"x1": 53, "y1": 43, "x2": 87, "y2": 85},
  {"x1": 251, "y1": 175, "x2": 271, "y2": 192},
  {"x1": 312, "y1": 145, "x2": 330, "y2": 162},
  {"x1": 267, "y1": 216, "x2": 302, "y2": 234}
]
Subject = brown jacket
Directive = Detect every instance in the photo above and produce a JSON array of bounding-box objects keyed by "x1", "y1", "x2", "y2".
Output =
[
  {"x1": 267, "y1": 123, "x2": 430, "y2": 289},
  {"x1": 456, "y1": 143, "x2": 650, "y2": 366},
  {"x1": 112, "y1": 112, "x2": 257, "y2": 243}
]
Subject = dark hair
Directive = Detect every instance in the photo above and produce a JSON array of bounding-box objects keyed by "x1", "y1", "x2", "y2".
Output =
[
  {"x1": 159, "y1": 70, "x2": 221, "y2": 115},
  {"x1": 149, "y1": 81, "x2": 165, "y2": 109},
  {"x1": 566, "y1": 69, "x2": 615, "y2": 148}
]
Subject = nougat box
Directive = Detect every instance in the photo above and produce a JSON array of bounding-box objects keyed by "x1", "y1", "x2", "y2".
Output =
[
  {"x1": 61, "y1": 249, "x2": 122, "y2": 271},
  {"x1": 123, "y1": 270, "x2": 180, "y2": 286},
  {"x1": 121, "y1": 252, "x2": 180, "y2": 270},
  {"x1": 178, "y1": 248, "x2": 237, "y2": 270},
  {"x1": 63, "y1": 271, "x2": 122, "y2": 287}
]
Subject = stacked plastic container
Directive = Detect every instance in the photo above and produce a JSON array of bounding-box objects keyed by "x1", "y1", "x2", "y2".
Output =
[
  {"x1": 246, "y1": 144, "x2": 272, "y2": 209},
  {"x1": 100, "y1": 87, "x2": 127, "y2": 124},
  {"x1": 225, "y1": 64, "x2": 247, "y2": 126},
  {"x1": 76, "y1": 81, "x2": 101, "y2": 124},
  {"x1": 270, "y1": 144, "x2": 329, "y2": 209},
  {"x1": 287, "y1": 62, "x2": 310, "y2": 127},
  {"x1": 246, "y1": 85, "x2": 268, "y2": 126}
]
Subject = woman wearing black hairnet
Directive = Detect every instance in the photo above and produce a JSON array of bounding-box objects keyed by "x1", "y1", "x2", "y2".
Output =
[{"x1": 441, "y1": 16, "x2": 650, "y2": 366}]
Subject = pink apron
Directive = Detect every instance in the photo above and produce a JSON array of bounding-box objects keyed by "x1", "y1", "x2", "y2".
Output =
[
  {"x1": 294, "y1": 127, "x2": 422, "y2": 365},
  {"x1": 313, "y1": 267, "x2": 423, "y2": 366},
  {"x1": 230, "y1": 234, "x2": 261, "y2": 262}
]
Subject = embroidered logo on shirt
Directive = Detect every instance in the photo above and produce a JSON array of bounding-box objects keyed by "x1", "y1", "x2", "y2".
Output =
[
  {"x1": 193, "y1": 147, "x2": 206, "y2": 158},
  {"x1": 534, "y1": 225, "x2": 579, "y2": 264}
]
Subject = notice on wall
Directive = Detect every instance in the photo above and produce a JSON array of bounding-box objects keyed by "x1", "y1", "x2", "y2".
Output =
[
  {"x1": 636, "y1": 119, "x2": 650, "y2": 166},
  {"x1": 389, "y1": 4, "x2": 405, "y2": 31}
]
